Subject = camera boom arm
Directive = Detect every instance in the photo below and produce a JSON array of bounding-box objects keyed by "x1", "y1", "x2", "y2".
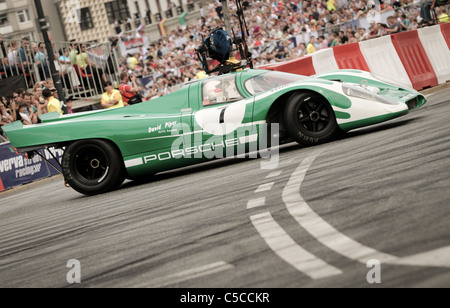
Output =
[{"x1": 195, "y1": 0, "x2": 253, "y2": 75}]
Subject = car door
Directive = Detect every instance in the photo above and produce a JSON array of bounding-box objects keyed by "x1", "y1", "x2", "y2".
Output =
[{"x1": 189, "y1": 73, "x2": 257, "y2": 160}]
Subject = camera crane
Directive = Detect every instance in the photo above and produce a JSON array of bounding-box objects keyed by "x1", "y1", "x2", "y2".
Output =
[{"x1": 195, "y1": 0, "x2": 253, "y2": 76}]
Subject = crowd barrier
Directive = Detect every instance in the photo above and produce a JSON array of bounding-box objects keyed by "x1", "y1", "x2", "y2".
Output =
[
  {"x1": 0, "y1": 142, "x2": 63, "y2": 192},
  {"x1": 441, "y1": 23, "x2": 450, "y2": 48},
  {"x1": 418, "y1": 25, "x2": 450, "y2": 84},
  {"x1": 333, "y1": 43, "x2": 370, "y2": 72},
  {"x1": 391, "y1": 30, "x2": 438, "y2": 90},
  {"x1": 261, "y1": 25, "x2": 450, "y2": 91}
]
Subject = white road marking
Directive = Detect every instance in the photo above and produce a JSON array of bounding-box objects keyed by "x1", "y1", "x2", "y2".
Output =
[
  {"x1": 247, "y1": 198, "x2": 266, "y2": 209},
  {"x1": 391, "y1": 246, "x2": 450, "y2": 268},
  {"x1": 282, "y1": 151, "x2": 399, "y2": 264},
  {"x1": 266, "y1": 171, "x2": 282, "y2": 179},
  {"x1": 255, "y1": 182, "x2": 275, "y2": 193},
  {"x1": 282, "y1": 151, "x2": 450, "y2": 268},
  {"x1": 250, "y1": 212, "x2": 342, "y2": 279},
  {"x1": 147, "y1": 261, "x2": 234, "y2": 288}
]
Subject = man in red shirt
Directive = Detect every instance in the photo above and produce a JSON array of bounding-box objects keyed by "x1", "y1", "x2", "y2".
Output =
[{"x1": 119, "y1": 72, "x2": 142, "y2": 105}]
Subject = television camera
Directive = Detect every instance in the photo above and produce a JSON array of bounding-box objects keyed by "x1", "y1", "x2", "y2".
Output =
[{"x1": 195, "y1": 0, "x2": 253, "y2": 75}]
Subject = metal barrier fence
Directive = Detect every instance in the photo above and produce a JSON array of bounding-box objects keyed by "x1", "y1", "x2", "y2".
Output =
[{"x1": 0, "y1": 38, "x2": 121, "y2": 100}]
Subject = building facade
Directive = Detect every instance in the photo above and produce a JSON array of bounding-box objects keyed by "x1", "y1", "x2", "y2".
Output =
[
  {"x1": 50, "y1": 0, "x2": 205, "y2": 43},
  {"x1": 0, "y1": 0, "x2": 39, "y2": 40}
]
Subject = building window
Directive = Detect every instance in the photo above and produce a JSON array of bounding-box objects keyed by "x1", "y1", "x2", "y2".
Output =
[
  {"x1": 0, "y1": 13, "x2": 9, "y2": 26},
  {"x1": 105, "y1": 0, "x2": 131, "y2": 24},
  {"x1": 17, "y1": 9, "x2": 31, "y2": 24},
  {"x1": 78, "y1": 7, "x2": 94, "y2": 31}
]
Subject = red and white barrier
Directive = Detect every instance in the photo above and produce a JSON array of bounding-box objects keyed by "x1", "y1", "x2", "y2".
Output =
[
  {"x1": 311, "y1": 48, "x2": 339, "y2": 74},
  {"x1": 391, "y1": 30, "x2": 438, "y2": 90},
  {"x1": 441, "y1": 23, "x2": 450, "y2": 49},
  {"x1": 333, "y1": 42, "x2": 370, "y2": 72},
  {"x1": 418, "y1": 25, "x2": 450, "y2": 85},
  {"x1": 261, "y1": 25, "x2": 450, "y2": 91}
]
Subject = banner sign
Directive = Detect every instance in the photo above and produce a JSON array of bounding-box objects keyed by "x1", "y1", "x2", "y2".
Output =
[
  {"x1": 119, "y1": 36, "x2": 149, "y2": 56},
  {"x1": 0, "y1": 142, "x2": 63, "y2": 192}
]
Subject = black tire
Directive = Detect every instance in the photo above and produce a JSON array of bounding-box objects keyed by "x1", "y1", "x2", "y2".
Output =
[
  {"x1": 62, "y1": 139, "x2": 125, "y2": 196},
  {"x1": 284, "y1": 92, "x2": 339, "y2": 146}
]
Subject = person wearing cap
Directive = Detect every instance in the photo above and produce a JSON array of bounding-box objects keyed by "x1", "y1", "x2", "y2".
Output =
[{"x1": 43, "y1": 88, "x2": 63, "y2": 115}]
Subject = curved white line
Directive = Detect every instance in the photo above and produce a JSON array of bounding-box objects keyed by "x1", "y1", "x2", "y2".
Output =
[
  {"x1": 251, "y1": 212, "x2": 342, "y2": 279},
  {"x1": 282, "y1": 151, "x2": 399, "y2": 264}
]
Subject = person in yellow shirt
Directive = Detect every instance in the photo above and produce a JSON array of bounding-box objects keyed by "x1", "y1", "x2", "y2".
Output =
[
  {"x1": 307, "y1": 37, "x2": 316, "y2": 54},
  {"x1": 327, "y1": 0, "x2": 336, "y2": 12},
  {"x1": 43, "y1": 88, "x2": 63, "y2": 115},
  {"x1": 438, "y1": 8, "x2": 449, "y2": 23},
  {"x1": 128, "y1": 53, "x2": 138, "y2": 71},
  {"x1": 101, "y1": 81, "x2": 126, "y2": 109}
]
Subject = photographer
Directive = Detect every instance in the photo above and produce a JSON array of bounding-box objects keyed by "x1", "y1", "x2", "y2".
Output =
[{"x1": 119, "y1": 72, "x2": 142, "y2": 105}]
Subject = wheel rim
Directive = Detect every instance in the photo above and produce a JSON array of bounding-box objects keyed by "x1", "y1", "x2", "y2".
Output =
[
  {"x1": 71, "y1": 145, "x2": 110, "y2": 184},
  {"x1": 295, "y1": 98, "x2": 333, "y2": 134}
]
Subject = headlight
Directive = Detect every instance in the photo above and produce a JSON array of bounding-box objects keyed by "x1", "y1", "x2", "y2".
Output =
[{"x1": 342, "y1": 83, "x2": 399, "y2": 105}]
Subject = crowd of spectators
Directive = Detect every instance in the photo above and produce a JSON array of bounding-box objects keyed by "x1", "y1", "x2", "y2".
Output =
[
  {"x1": 117, "y1": 0, "x2": 448, "y2": 100},
  {"x1": 0, "y1": 80, "x2": 75, "y2": 140},
  {"x1": 1, "y1": 0, "x2": 449, "y2": 139}
]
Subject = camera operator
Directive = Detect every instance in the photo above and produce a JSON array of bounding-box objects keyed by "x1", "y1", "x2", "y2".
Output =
[{"x1": 119, "y1": 72, "x2": 142, "y2": 105}]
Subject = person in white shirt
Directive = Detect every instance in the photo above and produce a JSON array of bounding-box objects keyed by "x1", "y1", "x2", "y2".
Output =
[{"x1": 55, "y1": 48, "x2": 81, "y2": 91}]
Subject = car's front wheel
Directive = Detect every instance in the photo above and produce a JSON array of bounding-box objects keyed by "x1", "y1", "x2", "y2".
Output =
[
  {"x1": 284, "y1": 92, "x2": 339, "y2": 146},
  {"x1": 62, "y1": 139, "x2": 125, "y2": 196}
]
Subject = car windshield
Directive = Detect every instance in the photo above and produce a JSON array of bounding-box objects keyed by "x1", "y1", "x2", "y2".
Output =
[{"x1": 244, "y1": 72, "x2": 307, "y2": 95}]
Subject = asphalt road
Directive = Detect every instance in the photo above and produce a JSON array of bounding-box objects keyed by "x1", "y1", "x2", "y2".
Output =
[{"x1": 1, "y1": 88, "x2": 450, "y2": 288}]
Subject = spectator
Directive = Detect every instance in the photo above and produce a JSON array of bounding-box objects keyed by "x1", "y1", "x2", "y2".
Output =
[
  {"x1": 437, "y1": 7, "x2": 450, "y2": 23},
  {"x1": 420, "y1": 0, "x2": 445, "y2": 24},
  {"x1": 386, "y1": 16, "x2": 402, "y2": 34},
  {"x1": 0, "y1": 33, "x2": 8, "y2": 72},
  {"x1": 1, "y1": 96, "x2": 14, "y2": 137},
  {"x1": 65, "y1": 96, "x2": 74, "y2": 114},
  {"x1": 18, "y1": 102, "x2": 33, "y2": 125},
  {"x1": 18, "y1": 37, "x2": 33, "y2": 83},
  {"x1": 23, "y1": 92, "x2": 39, "y2": 124},
  {"x1": 127, "y1": 53, "x2": 139, "y2": 71},
  {"x1": 76, "y1": 44, "x2": 107, "y2": 89},
  {"x1": 56, "y1": 48, "x2": 82, "y2": 91},
  {"x1": 119, "y1": 72, "x2": 142, "y2": 105},
  {"x1": 34, "y1": 42, "x2": 50, "y2": 81},
  {"x1": 101, "y1": 81, "x2": 125, "y2": 109},
  {"x1": 306, "y1": 36, "x2": 316, "y2": 54},
  {"x1": 114, "y1": 19, "x2": 122, "y2": 35},
  {"x1": 69, "y1": 40, "x2": 79, "y2": 65},
  {"x1": 43, "y1": 88, "x2": 63, "y2": 115}
]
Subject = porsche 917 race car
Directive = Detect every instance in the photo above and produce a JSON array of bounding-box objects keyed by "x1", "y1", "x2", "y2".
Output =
[{"x1": 3, "y1": 69, "x2": 426, "y2": 195}]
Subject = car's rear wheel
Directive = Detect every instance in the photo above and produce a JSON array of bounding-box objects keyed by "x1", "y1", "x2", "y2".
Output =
[
  {"x1": 284, "y1": 92, "x2": 339, "y2": 146},
  {"x1": 62, "y1": 139, "x2": 125, "y2": 196}
]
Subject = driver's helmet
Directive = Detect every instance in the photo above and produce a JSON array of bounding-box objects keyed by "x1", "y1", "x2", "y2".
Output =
[{"x1": 204, "y1": 80, "x2": 223, "y2": 102}]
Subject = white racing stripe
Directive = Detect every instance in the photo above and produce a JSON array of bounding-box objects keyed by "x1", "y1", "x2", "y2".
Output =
[
  {"x1": 282, "y1": 151, "x2": 399, "y2": 264},
  {"x1": 125, "y1": 158, "x2": 144, "y2": 168},
  {"x1": 251, "y1": 212, "x2": 342, "y2": 279}
]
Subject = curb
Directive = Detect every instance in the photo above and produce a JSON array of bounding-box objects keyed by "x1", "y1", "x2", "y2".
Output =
[
  {"x1": 420, "y1": 81, "x2": 450, "y2": 95},
  {"x1": 0, "y1": 174, "x2": 64, "y2": 196}
]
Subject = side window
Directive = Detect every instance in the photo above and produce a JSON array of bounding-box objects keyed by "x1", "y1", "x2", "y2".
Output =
[{"x1": 202, "y1": 75, "x2": 243, "y2": 106}]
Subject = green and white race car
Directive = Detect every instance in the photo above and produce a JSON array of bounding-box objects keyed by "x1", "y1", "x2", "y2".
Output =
[{"x1": 3, "y1": 69, "x2": 426, "y2": 195}]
